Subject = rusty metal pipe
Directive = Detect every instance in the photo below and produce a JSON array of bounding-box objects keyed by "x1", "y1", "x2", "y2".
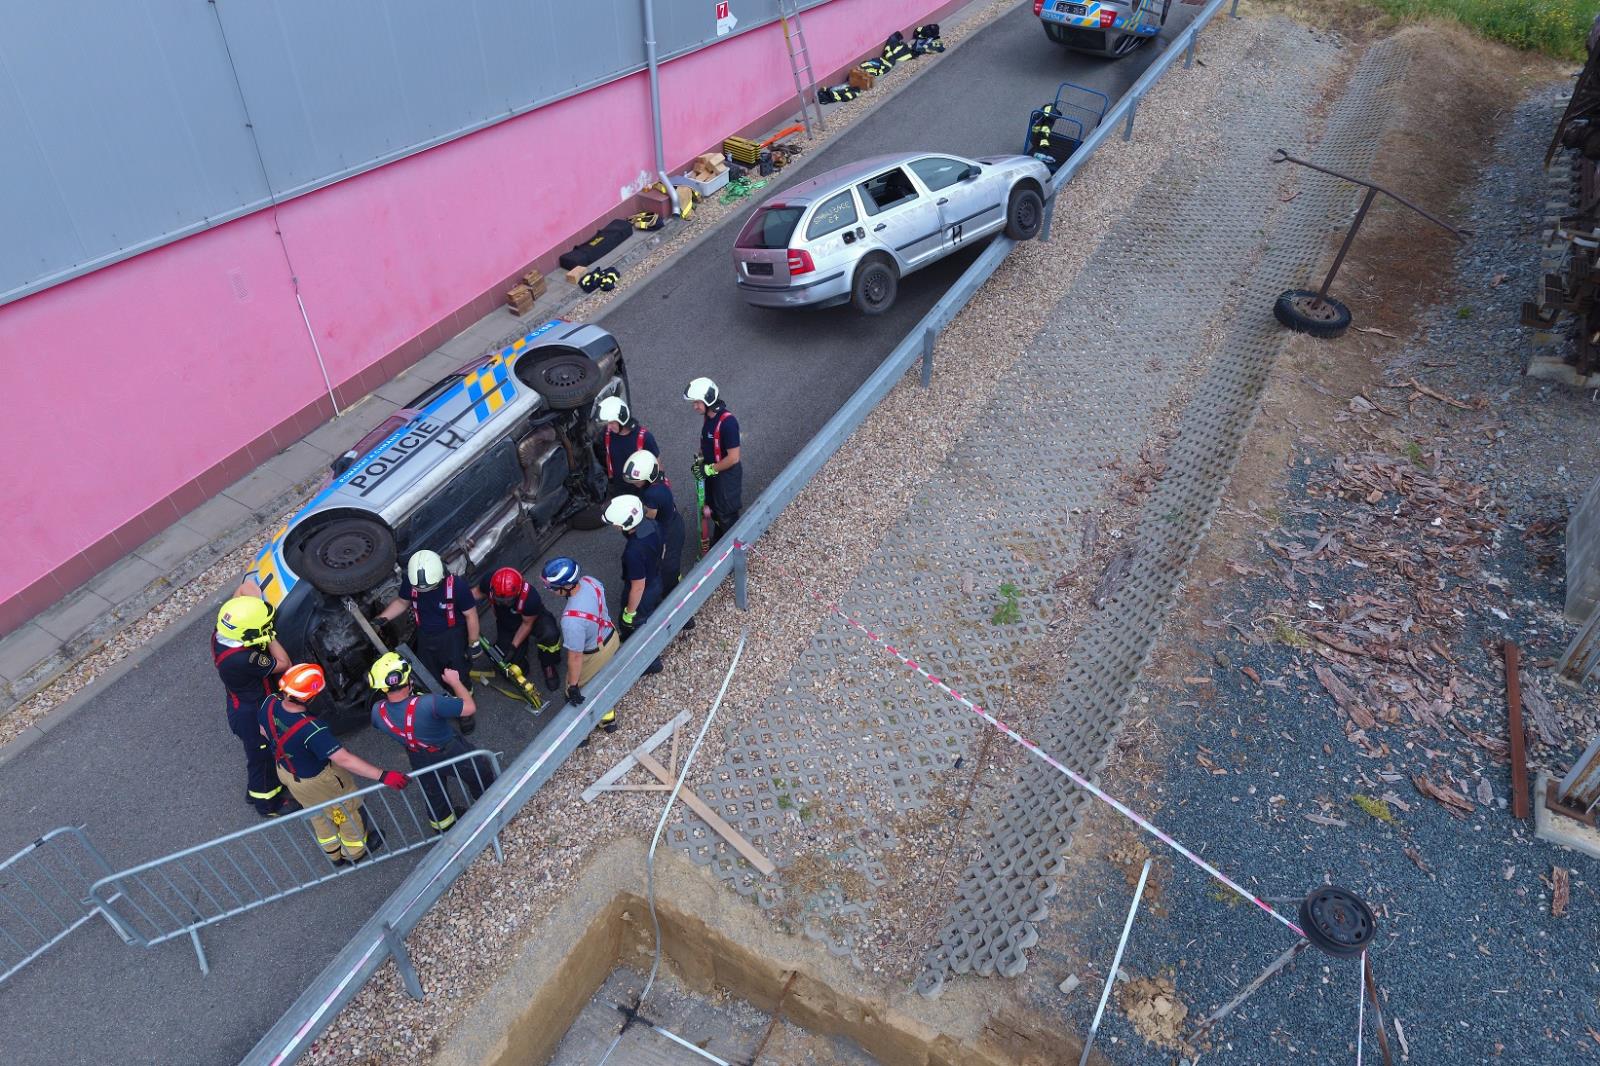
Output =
[{"x1": 1505, "y1": 641, "x2": 1531, "y2": 820}]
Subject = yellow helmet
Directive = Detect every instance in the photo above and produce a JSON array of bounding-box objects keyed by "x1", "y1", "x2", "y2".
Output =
[
  {"x1": 216, "y1": 597, "x2": 275, "y2": 646},
  {"x1": 368, "y1": 652, "x2": 412, "y2": 692}
]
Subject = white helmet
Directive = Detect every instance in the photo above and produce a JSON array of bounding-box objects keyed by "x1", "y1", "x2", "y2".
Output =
[
  {"x1": 596, "y1": 395, "x2": 631, "y2": 426},
  {"x1": 683, "y1": 377, "x2": 720, "y2": 407},
  {"x1": 603, "y1": 495, "x2": 645, "y2": 533},
  {"x1": 407, "y1": 549, "x2": 445, "y2": 590},
  {"x1": 622, "y1": 449, "x2": 659, "y2": 484}
]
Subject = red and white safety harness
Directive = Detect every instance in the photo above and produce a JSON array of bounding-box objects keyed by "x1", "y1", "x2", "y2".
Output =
[
  {"x1": 376, "y1": 696, "x2": 442, "y2": 754},
  {"x1": 410, "y1": 574, "x2": 458, "y2": 627},
  {"x1": 562, "y1": 576, "x2": 615, "y2": 647}
]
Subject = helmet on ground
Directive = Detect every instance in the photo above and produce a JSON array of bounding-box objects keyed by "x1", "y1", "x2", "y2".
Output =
[
  {"x1": 596, "y1": 396, "x2": 631, "y2": 427},
  {"x1": 541, "y1": 556, "x2": 581, "y2": 590},
  {"x1": 683, "y1": 377, "x2": 720, "y2": 407},
  {"x1": 280, "y1": 663, "x2": 326, "y2": 703},
  {"x1": 604, "y1": 495, "x2": 645, "y2": 533},
  {"x1": 622, "y1": 450, "x2": 659, "y2": 484},
  {"x1": 368, "y1": 652, "x2": 412, "y2": 692},
  {"x1": 490, "y1": 566, "x2": 525, "y2": 599},
  {"x1": 407, "y1": 549, "x2": 445, "y2": 590},
  {"x1": 217, "y1": 596, "x2": 275, "y2": 646}
]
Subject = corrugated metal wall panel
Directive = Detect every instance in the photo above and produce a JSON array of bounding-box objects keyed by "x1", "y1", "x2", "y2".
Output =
[{"x1": 0, "y1": 0, "x2": 830, "y2": 304}]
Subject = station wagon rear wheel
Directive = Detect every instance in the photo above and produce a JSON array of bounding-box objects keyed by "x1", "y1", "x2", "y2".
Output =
[
  {"x1": 298, "y1": 517, "x2": 397, "y2": 595},
  {"x1": 1005, "y1": 186, "x2": 1045, "y2": 241},
  {"x1": 851, "y1": 258, "x2": 898, "y2": 315},
  {"x1": 521, "y1": 350, "x2": 606, "y2": 411}
]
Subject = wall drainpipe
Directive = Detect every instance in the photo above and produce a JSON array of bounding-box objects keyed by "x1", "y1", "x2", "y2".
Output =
[{"x1": 642, "y1": 0, "x2": 683, "y2": 217}]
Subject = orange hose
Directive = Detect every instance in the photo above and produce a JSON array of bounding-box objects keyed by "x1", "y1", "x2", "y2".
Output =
[{"x1": 760, "y1": 124, "x2": 805, "y2": 147}]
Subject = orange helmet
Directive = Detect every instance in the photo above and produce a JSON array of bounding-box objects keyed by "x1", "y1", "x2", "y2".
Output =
[{"x1": 279, "y1": 663, "x2": 326, "y2": 703}]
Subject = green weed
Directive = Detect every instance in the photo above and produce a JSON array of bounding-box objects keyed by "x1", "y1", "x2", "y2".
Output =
[
  {"x1": 1351, "y1": 793, "x2": 1397, "y2": 824},
  {"x1": 992, "y1": 582, "x2": 1021, "y2": 625},
  {"x1": 1370, "y1": 0, "x2": 1599, "y2": 61}
]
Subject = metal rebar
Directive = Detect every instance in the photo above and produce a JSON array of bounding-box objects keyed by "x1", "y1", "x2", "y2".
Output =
[
  {"x1": 1318, "y1": 186, "x2": 1378, "y2": 301},
  {"x1": 1506, "y1": 641, "x2": 1531, "y2": 819},
  {"x1": 595, "y1": 632, "x2": 748, "y2": 1066},
  {"x1": 1079, "y1": 859, "x2": 1152, "y2": 1066},
  {"x1": 1363, "y1": 952, "x2": 1395, "y2": 1066}
]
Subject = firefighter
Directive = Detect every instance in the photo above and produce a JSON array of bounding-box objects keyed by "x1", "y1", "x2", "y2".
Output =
[
  {"x1": 368, "y1": 653, "x2": 496, "y2": 833},
  {"x1": 622, "y1": 450, "x2": 688, "y2": 601},
  {"x1": 375, "y1": 550, "x2": 481, "y2": 730},
  {"x1": 685, "y1": 377, "x2": 743, "y2": 543},
  {"x1": 603, "y1": 495, "x2": 665, "y2": 677},
  {"x1": 259, "y1": 664, "x2": 409, "y2": 865},
  {"x1": 595, "y1": 395, "x2": 660, "y2": 500},
  {"x1": 213, "y1": 581, "x2": 294, "y2": 818},
  {"x1": 473, "y1": 566, "x2": 562, "y2": 691},
  {"x1": 540, "y1": 557, "x2": 618, "y2": 729}
]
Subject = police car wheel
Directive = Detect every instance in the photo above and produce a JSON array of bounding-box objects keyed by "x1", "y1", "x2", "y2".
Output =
[
  {"x1": 1005, "y1": 186, "x2": 1045, "y2": 241},
  {"x1": 523, "y1": 350, "x2": 606, "y2": 411},
  {"x1": 298, "y1": 517, "x2": 398, "y2": 594},
  {"x1": 851, "y1": 258, "x2": 898, "y2": 316}
]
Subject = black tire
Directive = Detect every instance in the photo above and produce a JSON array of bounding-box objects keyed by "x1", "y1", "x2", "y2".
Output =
[
  {"x1": 1273, "y1": 289, "x2": 1352, "y2": 339},
  {"x1": 521, "y1": 350, "x2": 606, "y2": 410},
  {"x1": 298, "y1": 517, "x2": 397, "y2": 595},
  {"x1": 1005, "y1": 186, "x2": 1045, "y2": 241},
  {"x1": 851, "y1": 258, "x2": 899, "y2": 315}
]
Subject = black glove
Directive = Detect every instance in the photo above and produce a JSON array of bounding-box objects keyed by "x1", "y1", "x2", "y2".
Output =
[{"x1": 567, "y1": 685, "x2": 584, "y2": 705}]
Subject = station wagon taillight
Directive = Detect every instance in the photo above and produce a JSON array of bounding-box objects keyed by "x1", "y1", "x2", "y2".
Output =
[
  {"x1": 1032, "y1": 0, "x2": 1044, "y2": 13},
  {"x1": 787, "y1": 249, "x2": 815, "y2": 275}
]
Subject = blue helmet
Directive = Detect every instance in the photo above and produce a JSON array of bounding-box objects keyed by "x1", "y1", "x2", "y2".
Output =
[{"x1": 540, "y1": 557, "x2": 581, "y2": 590}]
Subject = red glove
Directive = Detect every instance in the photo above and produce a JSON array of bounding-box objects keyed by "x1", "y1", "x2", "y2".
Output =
[{"x1": 381, "y1": 770, "x2": 409, "y2": 790}]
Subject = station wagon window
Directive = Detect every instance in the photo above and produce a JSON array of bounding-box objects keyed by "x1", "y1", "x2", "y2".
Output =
[
  {"x1": 856, "y1": 168, "x2": 920, "y2": 216},
  {"x1": 805, "y1": 190, "x2": 859, "y2": 239},
  {"x1": 396, "y1": 438, "x2": 521, "y2": 555},
  {"x1": 908, "y1": 157, "x2": 971, "y2": 192},
  {"x1": 736, "y1": 205, "x2": 805, "y2": 248}
]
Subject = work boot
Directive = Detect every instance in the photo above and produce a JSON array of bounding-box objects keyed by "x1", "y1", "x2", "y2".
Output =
[
  {"x1": 431, "y1": 806, "x2": 468, "y2": 834},
  {"x1": 644, "y1": 658, "x2": 664, "y2": 676},
  {"x1": 459, "y1": 715, "x2": 477, "y2": 735},
  {"x1": 354, "y1": 826, "x2": 386, "y2": 861},
  {"x1": 542, "y1": 664, "x2": 560, "y2": 692}
]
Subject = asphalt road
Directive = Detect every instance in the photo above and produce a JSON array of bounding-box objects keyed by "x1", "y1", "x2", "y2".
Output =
[{"x1": 0, "y1": 6, "x2": 1196, "y2": 1063}]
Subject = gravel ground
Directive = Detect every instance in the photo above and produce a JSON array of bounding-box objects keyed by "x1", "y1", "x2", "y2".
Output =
[
  {"x1": 1016, "y1": 83, "x2": 1600, "y2": 1065},
  {"x1": 298, "y1": 12, "x2": 1282, "y2": 1065}
]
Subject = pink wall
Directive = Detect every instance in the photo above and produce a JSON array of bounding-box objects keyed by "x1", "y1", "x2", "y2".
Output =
[{"x1": 0, "y1": 0, "x2": 949, "y2": 633}]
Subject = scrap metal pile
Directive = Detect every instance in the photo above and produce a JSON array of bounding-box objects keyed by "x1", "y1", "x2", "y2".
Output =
[{"x1": 1523, "y1": 17, "x2": 1600, "y2": 381}]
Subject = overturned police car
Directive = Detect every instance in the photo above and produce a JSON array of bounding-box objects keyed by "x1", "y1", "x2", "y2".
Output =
[{"x1": 245, "y1": 320, "x2": 628, "y2": 729}]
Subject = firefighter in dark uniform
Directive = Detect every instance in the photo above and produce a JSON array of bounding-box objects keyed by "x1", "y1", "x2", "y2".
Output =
[
  {"x1": 595, "y1": 395, "x2": 660, "y2": 500},
  {"x1": 259, "y1": 664, "x2": 409, "y2": 865},
  {"x1": 213, "y1": 582, "x2": 293, "y2": 817},
  {"x1": 603, "y1": 495, "x2": 665, "y2": 676},
  {"x1": 684, "y1": 377, "x2": 743, "y2": 543},
  {"x1": 473, "y1": 566, "x2": 562, "y2": 691},
  {"x1": 368, "y1": 652, "x2": 496, "y2": 833},
  {"x1": 376, "y1": 549, "x2": 481, "y2": 730},
  {"x1": 622, "y1": 449, "x2": 690, "y2": 608}
]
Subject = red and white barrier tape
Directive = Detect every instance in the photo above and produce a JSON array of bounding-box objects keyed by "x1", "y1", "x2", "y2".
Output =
[{"x1": 739, "y1": 541, "x2": 1306, "y2": 941}]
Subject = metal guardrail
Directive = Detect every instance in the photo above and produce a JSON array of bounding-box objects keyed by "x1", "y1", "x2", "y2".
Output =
[
  {"x1": 89, "y1": 749, "x2": 501, "y2": 975},
  {"x1": 0, "y1": 826, "x2": 123, "y2": 986},
  {"x1": 244, "y1": 2, "x2": 1238, "y2": 1060}
]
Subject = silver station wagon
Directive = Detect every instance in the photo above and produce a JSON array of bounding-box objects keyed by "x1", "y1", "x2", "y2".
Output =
[{"x1": 733, "y1": 151, "x2": 1051, "y2": 314}]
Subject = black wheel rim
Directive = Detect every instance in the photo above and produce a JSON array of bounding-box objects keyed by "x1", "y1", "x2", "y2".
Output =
[
  {"x1": 317, "y1": 529, "x2": 379, "y2": 572},
  {"x1": 1018, "y1": 198, "x2": 1039, "y2": 231},
  {"x1": 543, "y1": 362, "x2": 590, "y2": 388},
  {"x1": 1291, "y1": 295, "x2": 1342, "y2": 322},
  {"x1": 866, "y1": 273, "x2": 889, "y2": 304},
  {"x1": 1299, "y1": 886, "x2": 1375, "y2": 958}
]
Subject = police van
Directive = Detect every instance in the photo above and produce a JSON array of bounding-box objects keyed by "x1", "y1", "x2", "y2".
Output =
[{"x1": 246, "y1": 320, "x2": 629, "y2": 728}]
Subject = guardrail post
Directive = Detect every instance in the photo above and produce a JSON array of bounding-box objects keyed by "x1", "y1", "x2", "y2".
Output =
[
  {"x1": 1184, "y1": 34, "x2": 1197, "y2": 69},
  {"x1": 921, "y1": 328, "x2": 935, "y2": 387},
  {"x1": 1123, "y1": 97, "x2": 1139, "y2": 141},
  {"x1": 732, "y1": 546, "x2": 749, "y2": 610},
  {"x1": 1040, "y1": 195, "x2": 1055, "y2": 243},
  {"x1": 1231, "y1": 0, "x2": 1241, "y2": 16},
  {"x1": 382, "y1": 922, "x2": 425, "y2": 1000}
]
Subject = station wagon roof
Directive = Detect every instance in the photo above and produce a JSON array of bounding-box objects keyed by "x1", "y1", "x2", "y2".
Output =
[{"x1": 776, "y1": 151, "x2": 955, "y2": 204}]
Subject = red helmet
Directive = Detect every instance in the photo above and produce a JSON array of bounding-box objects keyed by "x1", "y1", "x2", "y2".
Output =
[
  {"x1": 490, "y1": 567, "x2": 524, "y2": 599},
  {"x1": 280, "y1": 663, "x2": 326, "y2": 703}
]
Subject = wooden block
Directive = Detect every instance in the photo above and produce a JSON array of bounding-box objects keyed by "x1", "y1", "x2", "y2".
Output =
[
  {"x1": 523, "y1": 272, "x2": 547, "y2": 300},
  {"x1": 565, "y1": 264, "x2": 587, "y2": 285}
]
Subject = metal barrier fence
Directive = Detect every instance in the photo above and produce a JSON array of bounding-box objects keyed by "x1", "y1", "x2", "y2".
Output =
[
  {"x1": 89, "y1": 749, "x2": 501, "y2": 975},
  {"x1": 245, "y1": 3, "x2": 1238, "y2": 1060},
  {"x1": 0, "y1": 826, "x2": 123, "y2": 985}
]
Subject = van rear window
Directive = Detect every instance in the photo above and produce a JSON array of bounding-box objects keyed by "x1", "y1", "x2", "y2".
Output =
[{"x1": 736, "y1": 206, "x2": 805, "y2": 249}]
